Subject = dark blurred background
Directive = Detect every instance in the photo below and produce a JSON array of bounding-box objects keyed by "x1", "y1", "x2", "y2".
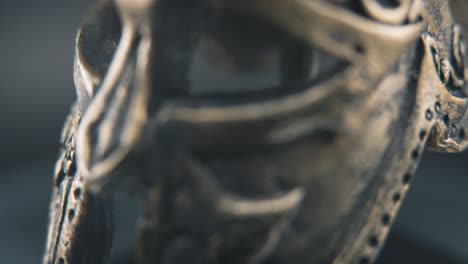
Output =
[{"x1": 0, "y1": 1, "x2": 467, "y2": 263}]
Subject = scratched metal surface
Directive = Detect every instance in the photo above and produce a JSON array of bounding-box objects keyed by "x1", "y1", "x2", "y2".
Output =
[{"x1": 0, "y1": 1, "x2": 467, "y2": 263}]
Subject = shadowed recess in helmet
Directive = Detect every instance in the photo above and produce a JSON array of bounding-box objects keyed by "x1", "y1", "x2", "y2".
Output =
[{"x1": 149, "y1": 0, "x2": 348, "y2": 104}]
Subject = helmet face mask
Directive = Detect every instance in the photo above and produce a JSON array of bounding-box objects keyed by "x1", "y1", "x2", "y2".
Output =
[
  {"x1": 45, "y1": 1, "x2": 468, "y2": 264},
  {"x1": 74, "y1": 0, "x2": 423, "y2": 179}
]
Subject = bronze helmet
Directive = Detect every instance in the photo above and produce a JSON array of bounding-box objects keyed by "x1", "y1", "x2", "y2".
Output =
[{"x1": 44, "y1": 1, "x2": 468, "y2": 263}]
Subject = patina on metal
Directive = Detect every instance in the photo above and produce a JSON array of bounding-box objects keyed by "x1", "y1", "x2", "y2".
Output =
[{"x1": 44, "y1": 0, "x2": 468, "y2": 263}]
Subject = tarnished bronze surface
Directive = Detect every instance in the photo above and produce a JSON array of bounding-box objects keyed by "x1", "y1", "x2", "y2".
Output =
[{"x1": 44, "y1": 1, "x2": 468, "y2": 263}]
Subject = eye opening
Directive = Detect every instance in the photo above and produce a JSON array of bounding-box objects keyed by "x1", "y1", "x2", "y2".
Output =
[
  {"x1": 149, "y1": 3, "x2": 348, "y2": 103},
  {"x1": 76, "y1": 0, "x2": 350, "y2": 110}
]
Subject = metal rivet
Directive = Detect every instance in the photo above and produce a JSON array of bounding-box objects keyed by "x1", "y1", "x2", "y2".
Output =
[
  {"x1": 402, "y1": 173, "x2": 412, "y2": 184},
  {"x1": 425, "y1": 109, "x2": 433, "y2": 121},
  {"x1": 382, "y1": 214, "x2": 391, "y2": 226}
]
